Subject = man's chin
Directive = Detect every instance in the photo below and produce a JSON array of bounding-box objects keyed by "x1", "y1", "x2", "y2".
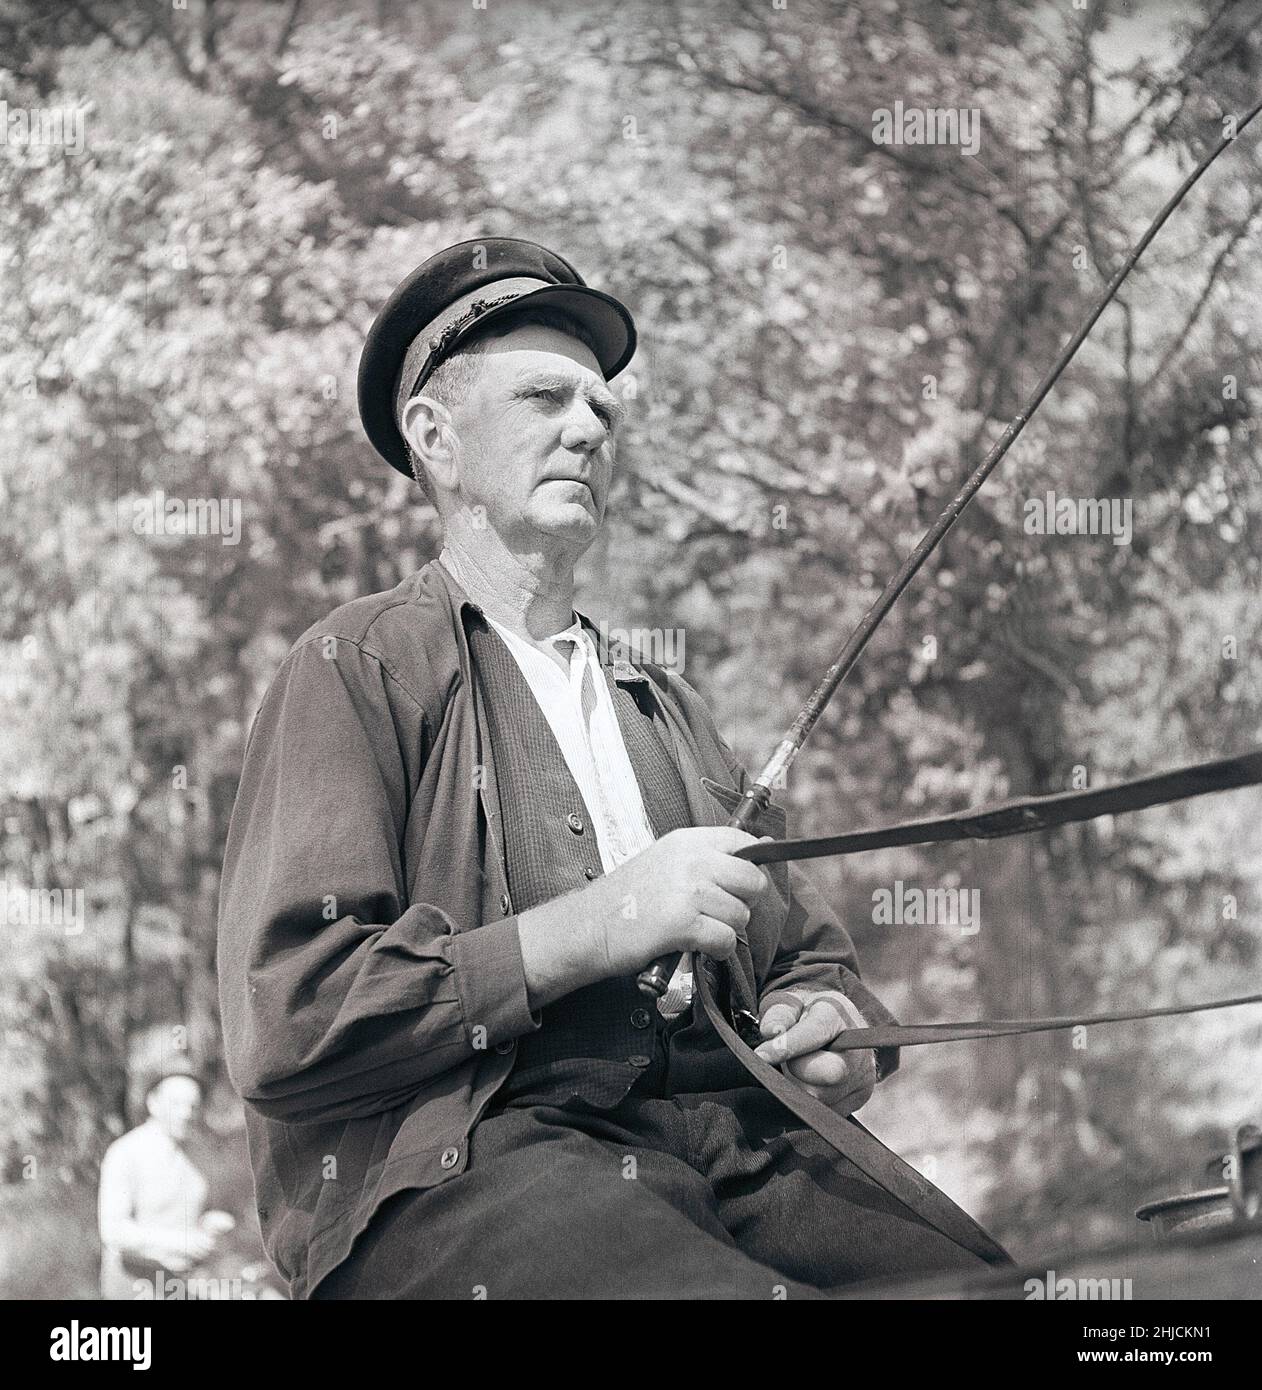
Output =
[{"x1": 529, "y1": 497, "x2": 603, "y2": 541}]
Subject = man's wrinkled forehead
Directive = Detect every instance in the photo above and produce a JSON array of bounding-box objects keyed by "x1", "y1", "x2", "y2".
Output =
[
  {"x1": 509, "y1": 363, "x2": 626, "y2": 424},
  {"x1": 476, "y1": 322, "x2": 601, "y2": 374},
  {"x1": 479, "y1": 331, "x2": 626, "y2": 422}
]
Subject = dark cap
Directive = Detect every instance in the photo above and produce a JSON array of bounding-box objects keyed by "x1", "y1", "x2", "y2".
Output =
[{"x1": 357, "y1": 236, "x2": 637, "y2": 476}]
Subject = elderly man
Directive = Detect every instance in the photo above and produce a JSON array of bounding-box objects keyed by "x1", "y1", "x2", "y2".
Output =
[{"x1": 218, "y1": 238, "x2": 1006, "y2": 1299}]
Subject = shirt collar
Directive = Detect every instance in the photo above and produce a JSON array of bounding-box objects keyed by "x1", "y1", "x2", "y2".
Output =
[
  {"x1": 484, "y1": 609, "x2": 585, "y2": 659},
  {"x1": 432, "y1": 553, "x2": 645, "y2": 683}
]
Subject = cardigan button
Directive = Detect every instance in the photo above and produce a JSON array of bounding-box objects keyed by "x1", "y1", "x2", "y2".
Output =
[
  {"x1": 499, "y1": 893, "x2": 510, "y2": 914},
  {"x1": 583, "y1": 866, "x2": 597, "y2": 880},
  {"x1": 567, "y1": 813, "x2": 584, "y2": 834},
  {"x1": 630, "y1": 1008, "x2": 652, "y2": 1029},
  {"x1": 440, "y1": 1146, "x2": 460, "y2": 1169},
  {"x1": 494, "y1": 1039, "x2": 515, "y2": 1055},
  {"x1": 628, "y1": 1055, "x2": 652, "y2": 1069}
]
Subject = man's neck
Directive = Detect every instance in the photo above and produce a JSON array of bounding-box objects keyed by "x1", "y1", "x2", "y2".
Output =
[{"x1": 438, "y1": 536, "x2": 577, "y2": 642}]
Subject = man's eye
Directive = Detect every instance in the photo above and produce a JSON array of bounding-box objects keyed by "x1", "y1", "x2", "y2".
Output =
[{"x1": 531, "y1": 388, "x2": 563, "y2": 404}]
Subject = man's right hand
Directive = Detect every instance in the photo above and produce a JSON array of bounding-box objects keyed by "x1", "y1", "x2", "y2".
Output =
[
  {"x1": 518, "y1": 826, "x2": 768, "y2": 1010},
  {"x1": 593, "y1": 826, "x2": 767, "y2": 974}
]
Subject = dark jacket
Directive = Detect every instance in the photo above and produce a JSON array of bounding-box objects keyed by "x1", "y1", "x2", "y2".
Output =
[{"x1": 217, "y1": 559, "x2": 899, "y2": 1298}]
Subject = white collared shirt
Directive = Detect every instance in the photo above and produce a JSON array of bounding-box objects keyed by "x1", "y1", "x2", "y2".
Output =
[{"x1": 482, "y1": 610, "x2": 693, "y2": 1013}]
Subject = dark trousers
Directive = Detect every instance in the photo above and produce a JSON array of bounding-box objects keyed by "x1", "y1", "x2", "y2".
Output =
[{"x1": 312, "y1": 1075, "x2": 991, "y2": 1299}]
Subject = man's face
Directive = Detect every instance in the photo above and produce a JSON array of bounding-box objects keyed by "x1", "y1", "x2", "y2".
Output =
[
  {"x1": 443, "y1": 324, "x2": 625, "y2": 552},
  {"x1": 146, "y1": 1075, "x2": 202, "y2": 1141}
]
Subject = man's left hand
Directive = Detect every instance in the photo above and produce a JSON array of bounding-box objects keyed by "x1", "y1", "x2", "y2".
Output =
[{"x1": 753, "y1": 989, "x2": 876, "y2": 1116}]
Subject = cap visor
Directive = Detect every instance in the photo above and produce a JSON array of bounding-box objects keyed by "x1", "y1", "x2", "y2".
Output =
[{"x1": 444, "y1": 283, "x2": 636, "y2": 383}]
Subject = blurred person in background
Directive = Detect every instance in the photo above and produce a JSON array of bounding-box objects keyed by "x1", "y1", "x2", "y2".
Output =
[{"x1": 97, "y1": 1060, "x2": 236, "y2": 1300}]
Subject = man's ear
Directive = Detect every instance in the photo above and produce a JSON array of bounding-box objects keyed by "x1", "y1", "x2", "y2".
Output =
[{"x1": 400, "y1": 393, "x2": 459, "y2": 493}]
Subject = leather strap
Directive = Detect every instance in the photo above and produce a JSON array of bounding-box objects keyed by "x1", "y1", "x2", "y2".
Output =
[
  {"x1": 736, "y1": 749, "x2": 1262, "y2": 867},
  {"x1": 694, "y1": 962, "x2": 1013, "y2": 1265},
  {"x1": 691, "y1": 747, "x2": 1262, "y2": 1266},
  {"x1": 726, "y1": 746, "x2": 1262, "y2": 1047},
  {"x1": 820, "y1": 991, "x2": 1262, "y2": 1051}
]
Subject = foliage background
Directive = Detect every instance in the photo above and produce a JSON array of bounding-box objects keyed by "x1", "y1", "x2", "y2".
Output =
[{"x1": 1, "y1": 0, "x2": 1260, "y2": 1297}]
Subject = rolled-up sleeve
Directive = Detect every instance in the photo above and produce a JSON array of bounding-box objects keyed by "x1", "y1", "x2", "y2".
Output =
[{"x1": 217, "y1": 636, "x2": 537, "y2": 1127}]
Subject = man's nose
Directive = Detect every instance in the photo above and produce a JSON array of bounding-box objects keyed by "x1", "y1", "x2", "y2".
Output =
[{"x1": 559, "y1": 404, "x2": 610, "y2": 454}]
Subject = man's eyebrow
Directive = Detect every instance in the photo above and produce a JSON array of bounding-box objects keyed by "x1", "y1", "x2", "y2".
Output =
[{"x1": 512, "y1": 368, "x2": 627, "y2": 423}]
